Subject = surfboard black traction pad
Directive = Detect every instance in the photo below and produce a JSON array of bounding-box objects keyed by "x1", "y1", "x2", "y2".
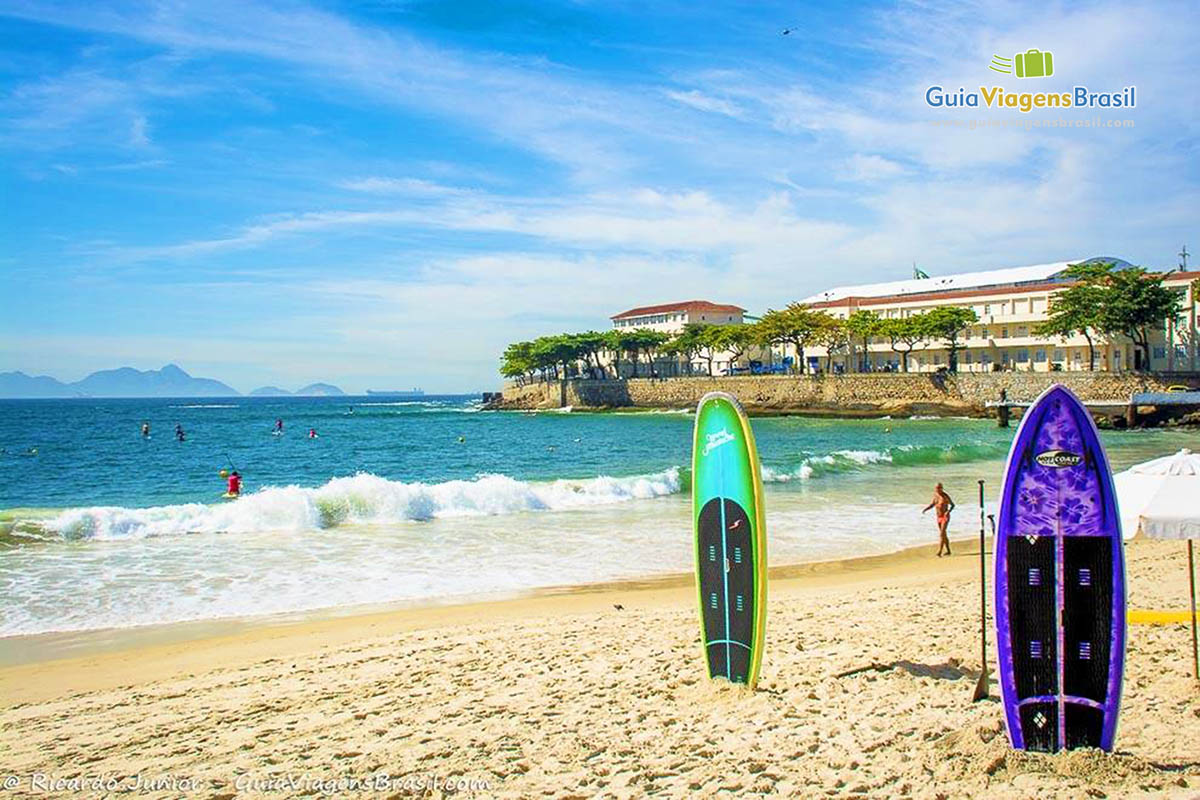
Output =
[{"x1": 697, "y1": 497, "x2": 755, "y2": 683}]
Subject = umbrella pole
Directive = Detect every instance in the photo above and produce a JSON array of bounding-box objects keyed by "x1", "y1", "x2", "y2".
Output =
[
  {"x1": 971, "y1": 480, "x2": 989, "y2": 702},
  {"x1": 1189, "y1": 540, "x2": 1198, "y2": 682}
]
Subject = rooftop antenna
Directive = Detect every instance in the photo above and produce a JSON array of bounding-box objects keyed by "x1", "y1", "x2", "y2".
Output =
[{"x1": 1180, "y1": 244, "x2": 1190, "y2": 271}]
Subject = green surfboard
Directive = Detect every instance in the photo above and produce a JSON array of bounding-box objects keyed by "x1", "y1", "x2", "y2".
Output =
[{"x1": 692, "y1": 391, "x2": 767, "y2": 688}]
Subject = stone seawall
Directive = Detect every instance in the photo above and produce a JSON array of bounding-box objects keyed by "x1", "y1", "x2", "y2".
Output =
[{"x1": 495, "y1": 372, "x2": 1194, "y2": 416}]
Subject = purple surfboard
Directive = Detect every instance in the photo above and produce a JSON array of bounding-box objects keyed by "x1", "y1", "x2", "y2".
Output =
[{"x1": 995, "y1": 384, "x2": 1125, "y2": 752}]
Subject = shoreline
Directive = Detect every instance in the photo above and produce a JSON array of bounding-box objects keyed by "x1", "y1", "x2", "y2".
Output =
[{"x1": 0, "y1": 535, "x2": 981, "y2": 703}]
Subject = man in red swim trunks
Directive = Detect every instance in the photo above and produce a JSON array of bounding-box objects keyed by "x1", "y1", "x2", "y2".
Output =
[
  {"x1": 227, "y1": 470, "x2": 242, "y2": 497},
  {"x1": 922, "y1": 483, "x2": 955, "y2": 557}
]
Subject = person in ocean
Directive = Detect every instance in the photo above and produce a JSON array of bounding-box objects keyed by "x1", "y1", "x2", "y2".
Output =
[
  {"x1": 175, "y1": 424, "x2": 186, "y2": 442},
  {"x1": 141, "y1": 421, "x2": 151, "y2": 438},
  {"x1": 923, "y1": 483, "x2": 956, "y2": 556},
  {"x1": 226, "y1": 470, "x2": 242, "y2": 497},
  {"x1": 308, "y1": 428, "x2": 318, "y2": 439},
  {"x1": 274, "y1": 419, "x2": 284, "y2": 434}
]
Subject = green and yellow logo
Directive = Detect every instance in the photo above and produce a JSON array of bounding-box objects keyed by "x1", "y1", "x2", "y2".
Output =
[
  {"x1": 925, "y1": 45, "x2": 1135, "y2": 113},
  {"x1": 990, "y1": 49, "x2": 1054, "y2": 78}
]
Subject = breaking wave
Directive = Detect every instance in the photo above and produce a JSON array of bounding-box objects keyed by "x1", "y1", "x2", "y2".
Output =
[
  {"x1": 33, "y1": 469, "x2": 683, "y2": 541},
  {"x1": 761, "y1": 442, "x2": 1007, "y2": 483}
]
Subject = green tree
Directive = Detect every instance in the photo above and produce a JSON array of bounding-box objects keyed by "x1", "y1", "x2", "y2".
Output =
[
  {"x1": 714, "y1": 324, "x2": 757, "y2": 373},
  {"x1": 1097, "y1": 267, "x2": 1183, "y2": 370},
  {"x1": 602, "y1": 330, "x2": 626, "y2": 378},
  {"x1": 571, "y1": 331, "x2": 608, "y2": 379},
  {"x1": 814, "y1": 315, "x2": 850, "y2": 372},
  {"x1": 669, "y1": 323, "x2": 709, "y2": 376},
  {"x1": 922, "y1": 306, "x2": 979, "y2": 372},
  {"x1": 845, "y1": 310, "x2": 881, "y2": 372},
  {"x1": 879, "y1": 314, "x2": 928, "y2": 372},
  {"x1": 1036, "y1": 279, "x2": 1106, "y2": 371},
  {"x1": 500, "y1": 341, "x2": 535, "y2": 385},
  {"x1": 528, "y1": 335, "x2": 567, "y2": 380},
  {"x1": 629, "y1": 329, "x2": 672, "y2": 377},
  {"x1": 697, "y1": 325, "x2": 726, "y2": 376},
  {"x1": 756, "y1": 303, "x2": 827, "y2": 373}
]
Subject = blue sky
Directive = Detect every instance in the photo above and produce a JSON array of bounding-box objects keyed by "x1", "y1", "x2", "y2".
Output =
[{"x1": 2, "y1": 0, "x2": 1196, "y2": 392}]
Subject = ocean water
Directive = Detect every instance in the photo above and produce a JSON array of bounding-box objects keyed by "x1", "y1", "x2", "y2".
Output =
[{"x1": 0, "y1": 395, "x2": 1193, "y2": 638}]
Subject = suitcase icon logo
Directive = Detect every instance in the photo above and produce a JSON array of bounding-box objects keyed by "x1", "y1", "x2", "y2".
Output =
[
  {"x1": 989, "y1": 49, "x2": 1054, "y2": 79},
  {"x1": 1015, "y1": 49, "x2": 1053, "y2": 78}
]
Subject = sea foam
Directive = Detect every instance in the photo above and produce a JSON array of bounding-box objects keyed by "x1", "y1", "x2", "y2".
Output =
[{"x1": 41, "y1": 468, "x2": 683, "y2": 541}]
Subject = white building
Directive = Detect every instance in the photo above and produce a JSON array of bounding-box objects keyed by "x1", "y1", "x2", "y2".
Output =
[
  {"x1": 610, "y1": 300, "x2": 746, "y2": 332},
  {"x1": 801, "y1": 258, "x2": 1200, "y2": 374},
  {"x1": 607, "y1": 300, "x2": 756, "y2": 376}
]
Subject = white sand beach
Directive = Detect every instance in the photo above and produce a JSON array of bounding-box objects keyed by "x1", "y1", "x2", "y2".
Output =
[{"x1": 1, "y1": 538, "x2": 1198, "y2": 799}]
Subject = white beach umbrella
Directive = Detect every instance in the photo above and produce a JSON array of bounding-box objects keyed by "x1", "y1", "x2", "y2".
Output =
[
  {"x1": 1113, "y1": 448, "x2": 1200, "y2": 681},
  {"x1": 1115, "y1": 448, "x2": 1200, "y2": 540}
]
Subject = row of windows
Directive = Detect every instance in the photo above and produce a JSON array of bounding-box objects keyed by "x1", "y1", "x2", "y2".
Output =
[
  {"x1": 613, "y1": 313, "x2": 738, "y2": 328},
  {"x1": 851, "y1": 295, "x2": 1053, "y2": 321},
  {"x1": 614, "y1": 313, "x2": 681, "y2": 327}
]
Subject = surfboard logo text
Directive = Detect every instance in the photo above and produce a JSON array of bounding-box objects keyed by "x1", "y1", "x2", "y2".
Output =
[
  {"x1": 703, "y1": 428, "x2": 736, "y2": 455},
  {"x1": 1035, "y1": 449, "x2": 1083, "y2": 468}
]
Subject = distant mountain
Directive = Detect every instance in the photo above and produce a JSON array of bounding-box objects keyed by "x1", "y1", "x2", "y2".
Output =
[
  {"x1": 71, "y1": 364, "x2": 239, "y2": 398},
  {"x1": 249, "y1": 386, "x2": 293, "y2": 396},
  {"x1": 0, "y1": 364, "x2": 238, "y2": 398},
  {"x1": 295, "y1": 382, "x2": 345, "y2": 396},
  {"x1": 0, "y1": 371, "x2": 76, "y2": 398}
]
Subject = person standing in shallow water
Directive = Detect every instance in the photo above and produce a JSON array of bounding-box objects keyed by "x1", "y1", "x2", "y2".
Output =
[{"x1": 923, "y1": 483, "x2": 956, "y2": 556}]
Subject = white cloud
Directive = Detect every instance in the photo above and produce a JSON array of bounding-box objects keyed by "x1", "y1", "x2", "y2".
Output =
[
  {"x1": 843, "y1": 154, "x2": 906, "y2": 181},
  {"x1": 129, "y1": 113, "x2": 150, "y2": 147},
  {"x1": 338, "y1": 177, "x2": 473, "y2": 195},
  {"x1": 664, "y1": 89, "x2": 744, "y2": 118}
]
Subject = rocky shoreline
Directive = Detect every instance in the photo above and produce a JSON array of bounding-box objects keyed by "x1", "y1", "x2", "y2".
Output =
[{"x1": 486, "y1": 372, "x2": 1200, "y2": 427}]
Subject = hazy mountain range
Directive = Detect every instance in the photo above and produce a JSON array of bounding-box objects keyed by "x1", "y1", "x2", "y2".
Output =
[{"x1": 0, "y1": 364, "x2": 345, "y2": 398}]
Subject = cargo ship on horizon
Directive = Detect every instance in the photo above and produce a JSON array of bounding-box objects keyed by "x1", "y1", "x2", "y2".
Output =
[{"x1": 365, "y1": 388, "x2": 425, "y2": 397}]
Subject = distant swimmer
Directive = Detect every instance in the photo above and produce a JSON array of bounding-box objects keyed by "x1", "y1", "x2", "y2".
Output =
[
  {"x1": 273, "y1": 418, "x2": 284, "y2": 435},
  {"x1": 175, "y1": 424, "x2": 186, "y2": 442},
  {"x1": 922, "y1": 482, "x2": 956, "y2": 557},
  {"x1": 457, "y1": 436, "x2": 465, "y2": 443},
  {"x1": 141, "y1": 421, "x2": 151, "y2": 438},
  {"x1": 226, "y1": 469, "x2": 242, "y2": 498},
  {"x1": 348, "y1": 406, "x2": 354, "y2": 415},
  {"x1": 308, "y1": 428, "x2": 319, "y2": 439}
]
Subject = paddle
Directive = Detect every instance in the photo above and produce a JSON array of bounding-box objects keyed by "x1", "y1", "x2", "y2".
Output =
[{"x1": 972, "y1": 480, "x2": 990, "y2": 702}]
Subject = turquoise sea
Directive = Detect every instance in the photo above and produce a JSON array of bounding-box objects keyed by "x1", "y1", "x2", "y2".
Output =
[{"x1": 0, "y1": 395, "x2": 1193, "y2": 638}]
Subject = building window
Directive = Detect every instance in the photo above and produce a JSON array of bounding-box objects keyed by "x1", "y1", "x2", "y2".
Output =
[
  {"x1": 981, "y1": 328, "x2": 989, "y2": 338},
  {"x1": 1001, "y1": 327, "x2": 1008, "y2": 338},
  {"x1": 984, "y1": 304, "x2": 991, "y2": 315},
  {"x1": 1053, "y1": 349, "x2": 1064, "y2": 361},
  {"x1": 1016, "y1": 326, "x2": 1027, "y2": 337},
  {"x1": 1017, "y1": 349, "x2": 1029, "y2": 362},
  {"x1": 1034, "y1": 349, "x2": 1046, "y2": 362},
  {"x1": 1153, "y1": 346, "x2": 1167, "y2": 359}
]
